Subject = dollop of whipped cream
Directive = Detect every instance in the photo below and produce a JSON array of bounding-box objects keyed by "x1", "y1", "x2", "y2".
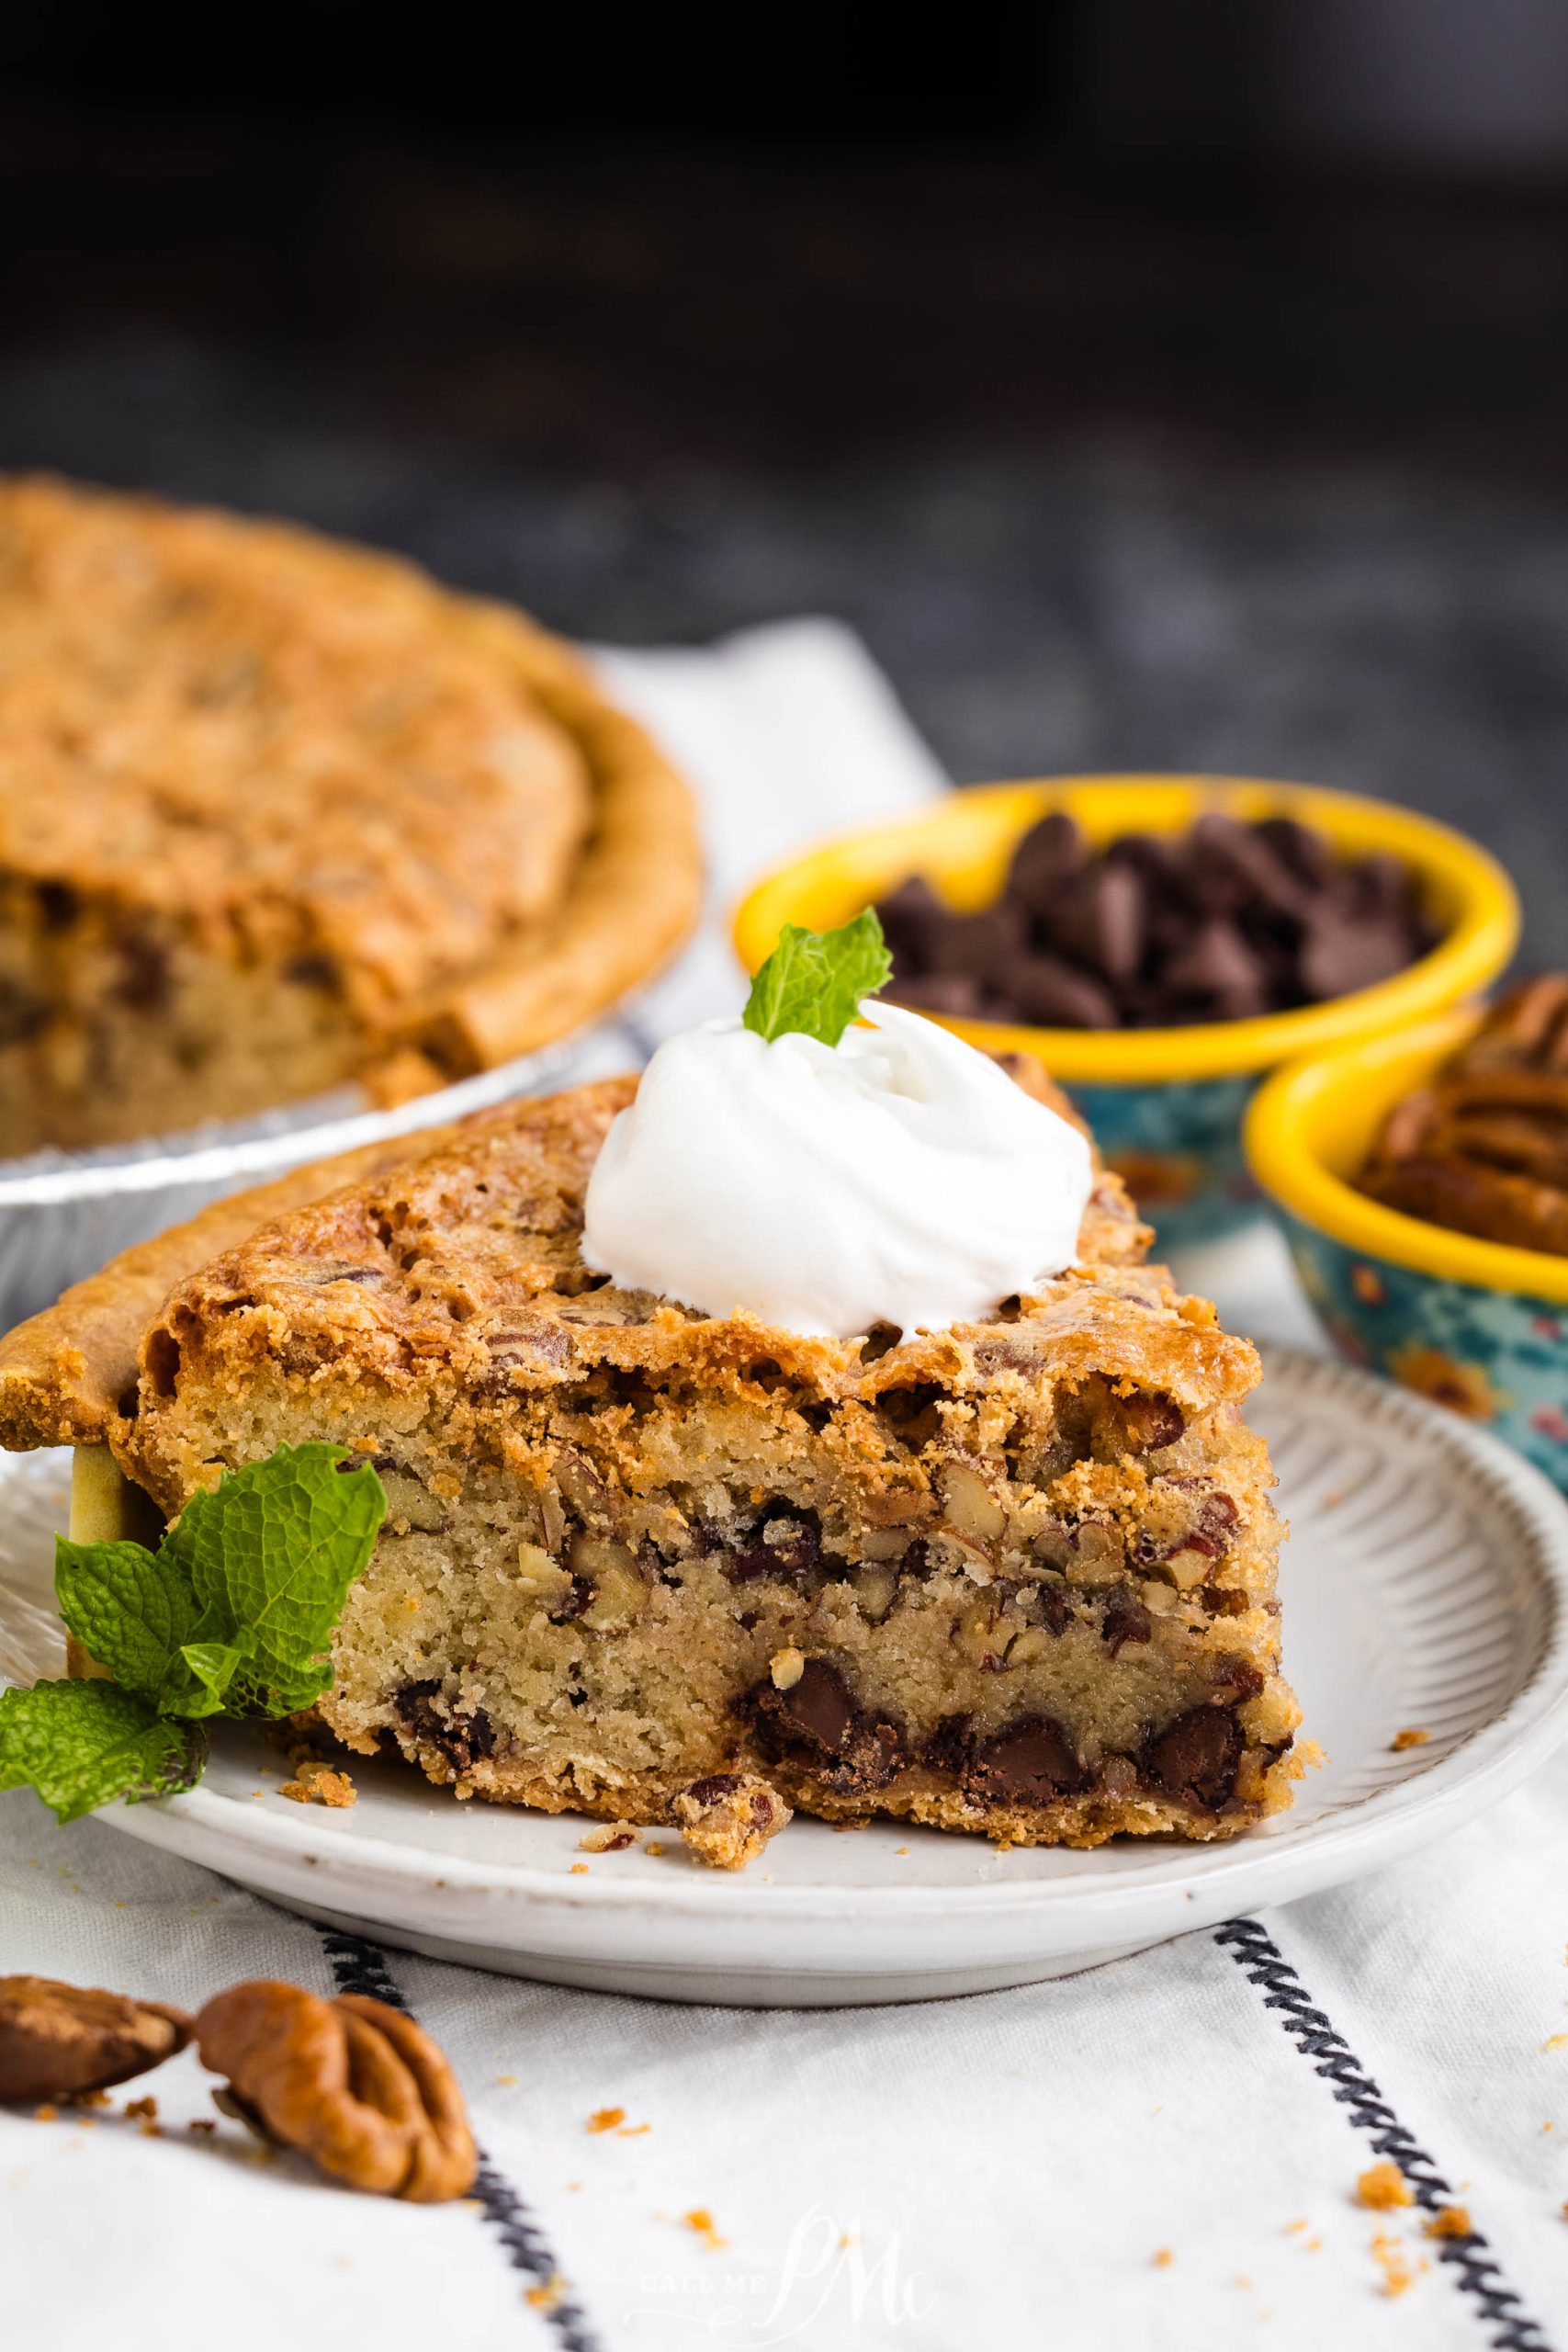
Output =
[{"x1": 581, "y1": 1001, "x2": 1093, "y2": 1340}]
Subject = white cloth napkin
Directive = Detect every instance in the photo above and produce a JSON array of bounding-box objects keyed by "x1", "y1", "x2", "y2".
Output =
[
  {"x1": 594, "y1": 617, "x2": 953, "y2": 1050},
  {"x1": 4, "y1": 623, "x2": 1566, "y2": 2352}
]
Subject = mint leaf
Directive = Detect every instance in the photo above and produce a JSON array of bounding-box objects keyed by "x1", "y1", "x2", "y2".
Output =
[
  {"x1": 742, "y1": 910, "x2": 893, "y2": 1047},
  {"x1": 155, "y1": 1633, "x2": 257, "y2": 1722},
  {"x1": 164, "y1": 1444, "x2": 386, "y2": 1717},
  {"x1": 6, "y1": 1443, "x2": 387, "y2": 1826},
  {"x1": 54, "y1": 1535, "x2": 198, "y2": 1701},
  {"x1": 0, "y1": 1679, "x2": 205, "y2": 1825}
]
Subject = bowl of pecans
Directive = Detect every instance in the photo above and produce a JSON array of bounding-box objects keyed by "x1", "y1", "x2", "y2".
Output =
[
  {"x1": 733, "y1": 775, "x2": 1518, "y2": 1247},
  {"x1": 1246, "y1": 980, "x2": 1568, "y2": 1488}
]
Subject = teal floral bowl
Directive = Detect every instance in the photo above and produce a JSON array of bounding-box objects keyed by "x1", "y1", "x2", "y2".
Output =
[
  {"x1": 1247, "y1": 1012, "x2": 1568, "y2": 1490},
  {"x1": 1066, "y1": 1075, "x2": 1262, "y2": 1250}
]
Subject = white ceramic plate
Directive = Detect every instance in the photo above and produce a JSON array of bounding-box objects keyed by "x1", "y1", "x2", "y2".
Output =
[{"x1": 5, "y1": 1349, "x2": 1567, "y2": 2007}]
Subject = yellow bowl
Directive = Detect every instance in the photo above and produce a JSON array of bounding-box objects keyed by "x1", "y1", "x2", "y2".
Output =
[
  {"x1": 1247, "y1": 1011, "x2": 1568, "y2": 1306},
  {"x1": 1246, "y1": 1012, "x2": 1568, "y2": 1486},
  {"x1": 733, "y1": 775, "x2": 1517, "y2": 1084},
  {"x1": 732, "y1": 775, "x2": 1519, "y2": 1245}
]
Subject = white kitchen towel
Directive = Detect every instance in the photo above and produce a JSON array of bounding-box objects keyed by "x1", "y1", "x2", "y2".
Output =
[
  {"x1": 595, "y1": 617, "x2": 953, "y2": 1046},
  {"x1": 3, "y1": 624, "x2": 1566, "y2": 2352}
]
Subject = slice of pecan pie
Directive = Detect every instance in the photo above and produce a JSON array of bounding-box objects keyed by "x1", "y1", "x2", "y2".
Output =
[{"x1": 0, "y1": 1063, "x2": 1300, "y2": 1848}]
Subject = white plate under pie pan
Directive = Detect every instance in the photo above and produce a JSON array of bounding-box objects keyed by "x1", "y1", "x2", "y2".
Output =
[{"x1": 4, "y1": 1348, "x2": 1567, "y2": 2007}]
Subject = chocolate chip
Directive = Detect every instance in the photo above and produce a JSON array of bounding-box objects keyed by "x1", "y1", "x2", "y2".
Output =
[
  {"x1": 1188, "y1": 812, "x2": 1311, "y2": 923},
  {"x1": 931, "y1": 902, "x2": 1029, "y2": 989},
  {"x1": 877, "y1": 875, "x2": 951, "y2": 970},
  {"x1": 745, "y1": 1657, "x2": 903, "y2": 1793},
  {"x1": 1345, "y1": 852, "x2": 1418, "y2": 920},
  {"x1": 391, "y1": 1680, "x2": 497, "y2": 1773},
  {"x1": 1157, "y1": 918, "x2": 1270, "y2": 1015},
  {"x1": 1300, "y1": 909, "x2": 1418, "y2": 1000},
  {"x1": 1049, "y1": 864, "x2": 1145, "y2": 985},
  {"x1": 726, "y1": 1552, "x2": 774, "y2": 1584},
  {"x1": 1255, "y1": 815, "x2": 1332, "y2": 887},
  {"x1": 761, "y1": 1657, "x2": 853, "y2": 1756},
  {"x1": 728, "y1": 1505, "x2": 821, "y2": 1584},
  {"x1": 1142, "y1": 1704, "x2": 1242, "y2": 1810},
  {"x1": 1006, "y1": 811, "x2": 1087, "y2": 910},
  {"x1": 883, "y1": 973, "x2": 987, "y2": 1017},
  {"x1": 684, "y1": 1772, "x2": 744, "y2": 1804},
  {"x1": 964, "y1": 1713, "x2": 1088, "y2": 1805},
  {"x1": 1003, "y1": 953, "x2": 1119, "y2": 1029},
  {"x1": 1104, "y1": 830, "x2": 1181, "y2": 886},
  {"x1": 924, "y1": 1713, "x2": 975, "y2": 1776},
  {"x1": 36, "y1": 879, "x2": 79, "y2": 930}
]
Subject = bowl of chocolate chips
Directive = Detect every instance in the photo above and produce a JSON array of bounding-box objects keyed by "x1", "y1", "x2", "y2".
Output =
[{"x1": 733, "y1": 776, "x2": 1518, "y2": 1245}]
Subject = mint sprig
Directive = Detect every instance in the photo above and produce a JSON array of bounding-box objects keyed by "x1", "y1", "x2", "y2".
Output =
[
  {"x1": 0, "y1": 1443, "x2": 386, "y2": 1825},
  {"x1": 0, "y1": 1680, "x2": 205, "y2": 1825},
  {"x1": 742, "y1": 910, "x2": 893, "y2": 1048}
]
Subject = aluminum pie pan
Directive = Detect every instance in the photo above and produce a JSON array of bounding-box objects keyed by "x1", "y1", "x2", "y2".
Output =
[{"x1": 0, "y1": 1024, "x2": 611, "y2": 1335}]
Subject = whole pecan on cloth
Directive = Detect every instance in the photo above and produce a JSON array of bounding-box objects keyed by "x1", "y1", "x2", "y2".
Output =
[
  {"x1": 0, "y1": 1974, "x2": 191, "y2": 2103},
  {"x1": 195, "y1": 1980, "x2": 477, "y2": 2202}
]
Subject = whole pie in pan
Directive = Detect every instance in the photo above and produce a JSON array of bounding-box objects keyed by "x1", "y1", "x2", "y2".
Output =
[
  {"x1": 0, "y1": 1060, "x2": 1301, "y2": 1850},
  {"x1": 0, "y1": 476, "x2": 700, "y2": 1155}
]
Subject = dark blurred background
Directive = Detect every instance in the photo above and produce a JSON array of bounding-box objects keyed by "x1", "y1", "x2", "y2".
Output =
[{"x1": 1, "y1": 0, "x2": 1565, "y2": 939}]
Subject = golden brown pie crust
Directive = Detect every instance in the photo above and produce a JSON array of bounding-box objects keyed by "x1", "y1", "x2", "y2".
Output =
[{"x1": 0, "y1": 477, "x2": 702, "y2": 1148}]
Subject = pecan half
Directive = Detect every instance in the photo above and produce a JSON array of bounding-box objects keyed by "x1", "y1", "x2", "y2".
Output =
[
  {"x1": 195, "y1": 1981, "x2": 477, "y2": 2201},
  {"x1": 0, "y1": 1974, "x2": 191, "y2": 2104}
]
